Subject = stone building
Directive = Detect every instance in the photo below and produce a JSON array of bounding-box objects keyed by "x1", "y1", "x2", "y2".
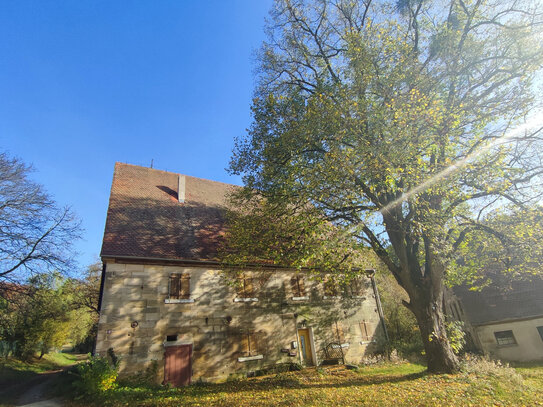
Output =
[{"x1": 96, "y1": 163, "x2": 386, "y2": 385}]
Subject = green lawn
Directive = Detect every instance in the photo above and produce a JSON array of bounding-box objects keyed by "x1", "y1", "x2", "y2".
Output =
[{"x1": 68, "y1": 361, "x2": 543, "y2": 407}]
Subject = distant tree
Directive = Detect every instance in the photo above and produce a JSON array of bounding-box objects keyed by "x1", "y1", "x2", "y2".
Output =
[
  {"x1": 0, "y1": 152, "x2": 80, "y2": 295},
  {"x1": 0, "y1": 273, "x2": 96, "y2": 359},
  {"x1": 228, "y1": 0, "x2": 543, "y2": 373},
  {"x1": 73, "y1": 261, "x2": 102, "y2": 316},
  {"x1": 70, "y1": 261, "x2": 102, "y2": 353}
]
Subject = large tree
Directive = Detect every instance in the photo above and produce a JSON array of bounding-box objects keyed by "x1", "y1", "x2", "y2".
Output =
[
  {"x1": 229, "y1": 0, "x2": 543, "y2": 372},
  {"x1": 0, "y1": 152, "x2": 80, "y2": 296}
]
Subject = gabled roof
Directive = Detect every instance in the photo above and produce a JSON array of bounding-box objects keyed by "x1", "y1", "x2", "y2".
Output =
[
  {"x1": 454, "y1": 277, "x2": 543, "y2": 325},
  {"x1": 100, "y1": 163, "x2": 237, "y2": 262}
]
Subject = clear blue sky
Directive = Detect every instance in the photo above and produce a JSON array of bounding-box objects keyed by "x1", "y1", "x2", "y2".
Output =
[{"x1": 0, "y1": 0, "x2": 273, "y2": 271}]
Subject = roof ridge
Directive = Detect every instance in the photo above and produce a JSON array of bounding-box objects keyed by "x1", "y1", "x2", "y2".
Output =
[{"x1": 114, "y1": 162, "x2": 240, "y2": 187}]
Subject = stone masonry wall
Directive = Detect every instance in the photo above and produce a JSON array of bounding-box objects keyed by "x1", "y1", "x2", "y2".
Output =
[{"x1": 95, "y1": 261, "x2": 385, "y2": 383}]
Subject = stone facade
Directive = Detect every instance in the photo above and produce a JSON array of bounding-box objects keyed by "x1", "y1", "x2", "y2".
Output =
[{"x1": 96, "y1": 260, "x2": 385, "y2": 383}]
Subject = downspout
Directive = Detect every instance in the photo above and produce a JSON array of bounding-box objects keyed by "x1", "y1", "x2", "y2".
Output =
[
  {"x1": 94, "y1": 261, "x2": 107, "y2": 355},
  {"x1": 368, "y1": 269, "x2": 389, "y2": 342},
  {"x1": 97, "y1": 262, "x2": 107, "y2": 314}
]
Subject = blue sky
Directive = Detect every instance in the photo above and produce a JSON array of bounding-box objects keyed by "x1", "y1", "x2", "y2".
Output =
[{"x1": 0, "y1": 1, "x2": 273, "y2": 271}]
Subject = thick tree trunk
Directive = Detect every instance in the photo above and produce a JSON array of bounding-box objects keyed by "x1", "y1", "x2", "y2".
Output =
[
  {"x1": 381, "y1": 211, "x2": 460, "y2": 373},
  {"x1": 410, "y1": 292, "x2": 459, "y2": 373}
]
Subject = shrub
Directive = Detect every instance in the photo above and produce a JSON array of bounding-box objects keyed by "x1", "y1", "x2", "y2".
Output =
[
  {"x1": 71, "y1": 355, "x2": 119, "y2": 398},
  {"x1": 446, "y1": 320, "x2": 466, "y2": 355},
  {"x1": 460, "y1": 354, "x2": 523, "y2": 386},
  {"x1": 121, "y1": 360, "x2": 160, "y2": 386}
]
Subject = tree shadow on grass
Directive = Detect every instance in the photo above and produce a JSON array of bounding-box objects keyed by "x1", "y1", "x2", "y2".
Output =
[
  {"x1": 111, "y1": 368, "x2": 428, "y2": 402},
  {"x1": 216, "y1": 370, "x2": 429, "y2": 393}
]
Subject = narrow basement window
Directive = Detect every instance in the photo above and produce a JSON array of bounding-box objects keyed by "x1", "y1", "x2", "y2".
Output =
[{"x1": 166, "y1": 335, "x2": 178, "y2": 342}]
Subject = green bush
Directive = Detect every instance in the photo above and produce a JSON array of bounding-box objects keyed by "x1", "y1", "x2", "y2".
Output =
[
  {"x1": 71, "y1": 355, "x2": 119, "y2": 398},
  {"x1": 446, "y1": 320, "x2": 466, "y2": 355}
]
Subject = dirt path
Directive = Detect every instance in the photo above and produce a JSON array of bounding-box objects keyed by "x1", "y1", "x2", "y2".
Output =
[{"x1": 15, "y1": 369, "x2": 64, "y2": 406}]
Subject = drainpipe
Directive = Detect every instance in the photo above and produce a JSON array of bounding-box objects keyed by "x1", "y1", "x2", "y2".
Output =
[
  {"x1": 94, "y1": 261, "x2": 107, "y2": 356},
  {"x1": 97, "y1": 262, "x2": 106, "y2": 314},
  {"x1": 367, "y1": 269, "x2": 389, "y2": 342}
]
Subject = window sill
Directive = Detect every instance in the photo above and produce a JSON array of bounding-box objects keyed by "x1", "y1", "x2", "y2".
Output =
[
  {"x1": 496, "y1": 343, "x2": 518, "y2": 348},
  {"x1": 292, "y1": 296, "x2": 309, "y2": 301},
  {"x1": 360, "y1": 340, "x2": 376, "y2": 345},
  {"x1": 351, "y1": 296, "x2": 366, "y2": 300},
  {"x1": 331, "y1": 343, "x2": 350, "y2": 349},
  {"x1": 238, "y1": 355, "x2": 264, "y2": 362},
  {"x1": 165, "y1": 299, "x2": 194, "y2": 304},
  {"x1": 234, "y1": 297, "x2": 258, "y2": 302},
  {"x1": 323, "y1": 296, "x2": 341, "y2": 300}
]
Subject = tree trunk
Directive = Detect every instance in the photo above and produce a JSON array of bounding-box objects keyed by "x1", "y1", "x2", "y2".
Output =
[
  {"x1": 382, "y1": 212, "x2": 460, "y2": 373},
  {"x1": 410, "y1": 293, "x2": 459, "y2": 373}
]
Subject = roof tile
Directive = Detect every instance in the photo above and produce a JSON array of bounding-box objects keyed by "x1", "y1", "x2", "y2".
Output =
[{"x1": 100, "y1": 163, "x2": 236, "y2": 261}]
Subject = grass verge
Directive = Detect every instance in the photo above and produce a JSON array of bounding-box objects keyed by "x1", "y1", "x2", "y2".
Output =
[{"x1": 66, "y1": 361, "x2": 543, "y2": 407}]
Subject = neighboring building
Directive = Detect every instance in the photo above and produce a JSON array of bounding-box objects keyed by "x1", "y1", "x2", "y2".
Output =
[
  {"x1": 451, "y1": 278, "x2": 543, "y2": 362},
  {"x1": 96, "y1": 163, "x2": 386, "y2": 385}
]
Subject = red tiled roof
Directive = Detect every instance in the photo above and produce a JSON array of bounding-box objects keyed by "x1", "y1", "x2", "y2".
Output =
[{"x1": 100, "y1": 163, "x2": 237, "y2": 261}]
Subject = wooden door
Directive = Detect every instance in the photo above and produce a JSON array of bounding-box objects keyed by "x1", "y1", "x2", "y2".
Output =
[
  {"x1": 298, "y1": 329, "x2": 314, "y2": 366},
  {"x1": 164, "y1": 344, "x2": 192, "y2": 386}
]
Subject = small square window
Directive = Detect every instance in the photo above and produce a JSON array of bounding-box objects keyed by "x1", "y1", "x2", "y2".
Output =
[
  {"x1": 494, "y1": 330, "x2": 517, "y2": 346},
  {"x1": 537, "y1": 326, "x2": 543, "y2": 341},
  {"x1": 166, "y1": 335, "x2": 178, "y2": 342}
]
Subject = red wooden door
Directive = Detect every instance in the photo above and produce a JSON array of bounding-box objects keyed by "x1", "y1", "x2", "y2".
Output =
[{"x1": 164, "y1": 344, "x2": 192, "y2": 386}]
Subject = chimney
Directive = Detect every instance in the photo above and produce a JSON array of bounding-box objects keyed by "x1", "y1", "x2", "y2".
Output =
[{"x1": 178, "y1": 175, "x2": 185, "y2": 203}]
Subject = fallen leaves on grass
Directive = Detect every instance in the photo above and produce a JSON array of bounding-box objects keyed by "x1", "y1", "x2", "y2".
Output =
[{"x1": 67, "y1": 362, "x2": 543, "y2": 407}]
